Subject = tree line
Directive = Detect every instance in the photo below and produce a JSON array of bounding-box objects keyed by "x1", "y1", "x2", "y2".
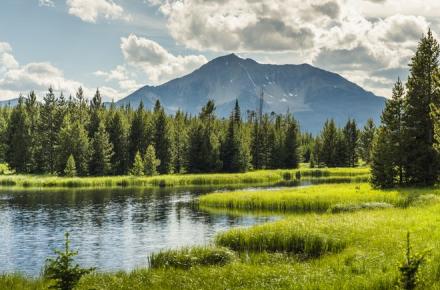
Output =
[
  {"x1": 371, "y1": 30, "x2": 440, "y2": 188},
  {"x1": 0, "y1": 90, "x2": 306, "y2": 176}
]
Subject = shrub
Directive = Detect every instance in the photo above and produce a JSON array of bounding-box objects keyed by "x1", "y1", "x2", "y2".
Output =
[
  {"x1": 149, "y1": 246, "x2": 235, "y2": 269},
  {"x1": 398, "y1": 232, "x2": 430, "y2": 290},
  {"x1": 43, "y1": 233, "x2": 94, "y2": 290}
]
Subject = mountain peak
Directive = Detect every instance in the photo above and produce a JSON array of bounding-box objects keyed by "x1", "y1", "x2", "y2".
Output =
[{"x1": 118, "y1": 55, "x2": 385, "y2": 133}]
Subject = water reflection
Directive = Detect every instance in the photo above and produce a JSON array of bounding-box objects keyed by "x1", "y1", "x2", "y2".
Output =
[{"x1": 0, "y1": 186, "x2": 277, "y2": 276}]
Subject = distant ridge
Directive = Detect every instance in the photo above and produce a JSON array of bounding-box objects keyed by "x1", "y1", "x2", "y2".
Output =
[{"x1": 0, "y1": 98, "x2": 19, "y2": 107}]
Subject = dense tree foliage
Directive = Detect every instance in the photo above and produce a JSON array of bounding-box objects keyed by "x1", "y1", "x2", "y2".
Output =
[
  {"x1": 310, "y1": 119, "x2": 360, "y2": 168},
  {"x1": 0, "y1": 93, "x2": 304, "y2": 176}
]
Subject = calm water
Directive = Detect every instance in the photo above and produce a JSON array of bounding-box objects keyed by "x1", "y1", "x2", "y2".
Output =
[{"x1": 0, "y1": 186, "x2": 278, "y2": 276}]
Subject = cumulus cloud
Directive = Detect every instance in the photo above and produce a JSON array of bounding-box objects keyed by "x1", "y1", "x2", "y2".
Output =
[
  {"x1": 38, "y1": 0, "x2": 55, "y2": 7},
  {"x1": 146, "y1": 0, "x2": 440, "y2": 97},
  {"x1": 66, "y1": 0, "x2": 126, "y2": 23},
  {"x1": 153, "y1": 0, "x2": 331, "y2": 52},
  {"x1": 120, "y1": 34, "x2": 207, "y2": 83},
  {"x1": 0, "y1": 42, "x2": 19, "y2": 73}
]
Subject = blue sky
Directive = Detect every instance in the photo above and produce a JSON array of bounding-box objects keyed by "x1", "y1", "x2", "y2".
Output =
[{"x1": 0, "y1": 0, "x2": 439, "y2": 101}]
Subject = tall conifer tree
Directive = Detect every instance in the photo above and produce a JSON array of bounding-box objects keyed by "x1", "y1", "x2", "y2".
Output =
[{"x1": 403, "y1": 29, "x2": 440, "y2": 185}]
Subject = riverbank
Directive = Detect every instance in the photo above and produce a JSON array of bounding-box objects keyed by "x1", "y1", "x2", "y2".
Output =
[{"x1": 0, "y1": 167, "x2": 369, "y2": 188}]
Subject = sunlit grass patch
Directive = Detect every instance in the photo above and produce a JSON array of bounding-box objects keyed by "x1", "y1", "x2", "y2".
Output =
[
  {"x1": 215, "y1": 219, "x2": 346, "y2": 257},
  {"x1": 0, "y1": 167, "x2": 370, "y2": 189},
  {"x1": 149, "y1": 247, "x2": 235, "y2": 269},
  {"x1": 199, "y1": 183, "x2": 409, "y2": 213}
]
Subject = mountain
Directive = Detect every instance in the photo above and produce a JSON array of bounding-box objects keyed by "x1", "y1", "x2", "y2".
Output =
[{"x1": 120, "y1": 54, "x2": 386, "y2": 133}]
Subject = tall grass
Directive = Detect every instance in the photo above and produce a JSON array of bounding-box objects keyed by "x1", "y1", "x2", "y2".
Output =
[
  {"x1": 199, "y1": 183, "x2": 412, "y2": 213},
  {"x1": 0, "y1": 167, "x2": 370, "y2": 188},
  {"x1": 215, "y1": 222, "x2": 346, "y2": 257},
  {"x1": 149, "y1": 247, "x2": 235, "y2": 269}
]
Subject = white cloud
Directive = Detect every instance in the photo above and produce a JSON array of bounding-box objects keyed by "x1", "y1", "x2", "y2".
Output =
[
  {"x1": 39, "y1": 0, "x2": 55, "y2": 7},
  {"x1": 0, "y1": 42, "x2": 19, "y2": 73},
  {"x1": 120, "y1": 34, "x2": 207, "y2": 84},
  {"x1": 66, "y1": 0, "x2": 126, "y2": 23},
  {"x1": 0, "y1": 42, "x2": 125, "y2": 101},
  {"x1": 94, "y1": 65, "x2": 141, "y2": 94},
  {"x1": 147, "y1": 0, "x2": 439, "y2": 97}
]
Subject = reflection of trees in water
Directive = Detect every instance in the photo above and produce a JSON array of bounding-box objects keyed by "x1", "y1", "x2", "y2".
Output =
[{"x1": 0, "y1": 186, "x2": 269, "y2": 233}]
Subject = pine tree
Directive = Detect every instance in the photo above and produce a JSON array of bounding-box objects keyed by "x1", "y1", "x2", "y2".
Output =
[
  {"x1": 89, "y1": 121, "x2": 113, "y2": 176},
  {"x1": 270, "y1": 115, "x2": 286, "y2": 169},
  {"x1": 88, "y1": 89, "x2": 103, "y2": 138},
  {"x1": 359, "y1": 119, "x2": 376, "y2": 164},
  {"x1": 173, "y1": 110, "x2": 188, "y2": 173},
  {"x1": 0, "y1": 113, "x2": 7, "y2": 163},
  {"x1": 343, "y1": 119, "x2": 359, "y2": 167},
  {"x1": 74, "y1": 87, "x2": 89, "y2": 125},
  {"x1": 334, "y1": 129, "x2": 347, "y2": 167},
  {"x1": 320, "y1": 119, "x2": 338, "y2": 167},
  {"x1": 107, "y1": 110, "x2": 129, "y2": 175},
  {"x1": 129, "y1": 102, "x2": 148, "y2": 165},
  {"x1": 188, "y1": 100, "x2": 222, "y2": 173},
  {"x1": 5, "y1": 96, "x2": 32, "y2": 173},
  {"x1": 251, "y1": 120, "x2": 263, "y2": 169},
  {"x1": 371, "y1": 127, "x2": 396, "y2": 188},
  {"x1": 310, "y1": 136, "x2": 322, "y2": 168},
  {"x1": 25, "y1": 91, "x2": 39, "y2": 172},
  {"x1": 64, "y1": 155, "x2": 77, "y2": 177},
  {"x1": 130, "y1": 151, "x2": 144, "y2": 176},
  {"x1": 144, "y1": 144, "x2": 160, "y2": 176},
  {"x1": 153, "y1": 101, "x2": 174, "y2": 174},
  {"x1": 284, "y1": 115, "x2": 300, "y2": 169},
  {"x1": 57, "y1": 116, "x2": 90, "y2": 176},
  {"x1": 383, "y1": 79, "x2": 406, "y2": 185},
  {"x1": 38, "y1": 87, "x2": 59, "y2": 174},
  {"x1": 222, "y1": 101, "x2": 250, "y2": 172},
  {"x1": 403, "y1": 29, "x2": 440, "y2": 185}
]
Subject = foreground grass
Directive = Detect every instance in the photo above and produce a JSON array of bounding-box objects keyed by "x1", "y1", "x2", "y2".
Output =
[
  {"x1": 199, "y1": 183, "x2": 440, "y2": 213},
  {"x1": 0, "y1": 167, "x2": 369, "y2": 188}
]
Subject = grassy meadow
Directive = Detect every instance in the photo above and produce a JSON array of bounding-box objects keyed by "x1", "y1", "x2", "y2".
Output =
[{"x1": 4, "y1": 167, "x2": 440, "y2": 289}]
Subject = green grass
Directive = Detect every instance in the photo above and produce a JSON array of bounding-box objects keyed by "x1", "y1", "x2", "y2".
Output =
[
  {"x1": 6, "y1": 202, "x2": 440, "y2": 289},
  {"x1": 199, "y1": 183, "x2": 440, "y2": 213},
  {"x1": 0, "y1": 167, "x2": 370, "y2": 188},
  {"x1": 215, "y1": 219, "x2": 346, "y2": 257},
  {"x1": 148, "y1": 247, "x2": 235, "y2": 269}
]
